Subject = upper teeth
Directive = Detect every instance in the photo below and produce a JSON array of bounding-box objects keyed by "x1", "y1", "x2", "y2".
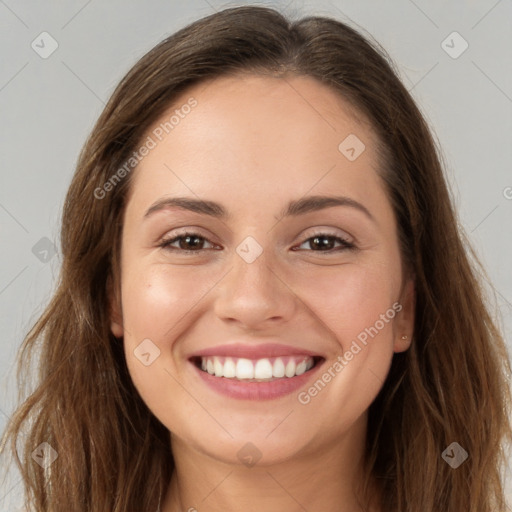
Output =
[{"x1": 200, "y1": 356, "x2": 315, "y2": 380}]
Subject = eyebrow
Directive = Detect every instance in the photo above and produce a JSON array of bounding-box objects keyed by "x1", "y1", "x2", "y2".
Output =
[{"x1": 143, "y1": 195, "x2": 375, "y2": 223}]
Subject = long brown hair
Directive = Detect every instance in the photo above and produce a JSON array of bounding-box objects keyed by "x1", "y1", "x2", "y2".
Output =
[{"x1": 2, "y1": 6, "x2": 511, "y2": 511}]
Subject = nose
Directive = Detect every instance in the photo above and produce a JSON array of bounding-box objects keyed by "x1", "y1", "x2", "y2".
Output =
[{"x1": 213, "y1": 246, "x2": 298, "y2": 330}]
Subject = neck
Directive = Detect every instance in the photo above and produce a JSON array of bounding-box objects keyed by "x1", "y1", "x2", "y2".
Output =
[{"x1": 161, "y1": 413, "x2": 381, "y2": 512}]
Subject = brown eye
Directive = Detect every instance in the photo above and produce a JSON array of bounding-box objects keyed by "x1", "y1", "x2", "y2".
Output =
[
  {"x1": 295, "y1": 233, "x2": 355, "y2": 252},
  {"x1": 159, "y1": 232, "x2": 215, "y2": 253}
]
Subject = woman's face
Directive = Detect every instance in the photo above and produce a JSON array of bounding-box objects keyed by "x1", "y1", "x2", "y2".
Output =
[{"x1": 110, "y1": 73, "x2": 415, "y2": 466}]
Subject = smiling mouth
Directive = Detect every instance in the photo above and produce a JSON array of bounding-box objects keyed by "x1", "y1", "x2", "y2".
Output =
[{"x1": 191, "y1": 355, "x2": 323, "y2": 382}]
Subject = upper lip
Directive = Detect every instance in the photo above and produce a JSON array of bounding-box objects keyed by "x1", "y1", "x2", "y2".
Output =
[{"x1": 189, "y1": 343, "x2": 323, "y2": 360}]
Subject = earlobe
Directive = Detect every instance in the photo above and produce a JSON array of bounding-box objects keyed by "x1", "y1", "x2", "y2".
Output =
[
  {"x1": 395, "y1": 334, "x2": 412, "y2": 353},
  {"x1": 394, "y1": 277, "x2": 415, "y2": 353},
  {"x1": 107, "y1": 274, "x2": 124, "y2": 338},
  {"x1": 110, "y1": 317, "x2": 124, "y2": 338}
]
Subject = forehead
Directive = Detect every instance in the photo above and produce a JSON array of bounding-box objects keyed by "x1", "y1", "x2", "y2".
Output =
[
  {"x1": 125, "y1": 73, "x2": 385, "y2": 215},
  {"x1": 161, "y1": 72, "x2": 377, "y2": 151}
]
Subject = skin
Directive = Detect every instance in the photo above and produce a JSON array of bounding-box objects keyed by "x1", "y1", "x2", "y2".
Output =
[{"x1": 110, "y1": 73, "x2": 415, "y2": 512}]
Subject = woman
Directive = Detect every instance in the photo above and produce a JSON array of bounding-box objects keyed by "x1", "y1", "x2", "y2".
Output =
[{"x1": 2, "y1": 5, "x2": 511, "y2": 512}]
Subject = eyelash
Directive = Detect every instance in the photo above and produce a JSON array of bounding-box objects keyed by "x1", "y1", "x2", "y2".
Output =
[{"x1": 158, "y1": 231, "x2": 356, "y2": 254}]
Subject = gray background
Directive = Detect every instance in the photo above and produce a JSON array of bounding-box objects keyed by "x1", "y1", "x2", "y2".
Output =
[{"x1": 0, "y1": 0, "x2": 511, "y2": 509}]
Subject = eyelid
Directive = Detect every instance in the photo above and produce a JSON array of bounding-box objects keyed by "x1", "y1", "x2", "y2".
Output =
[
  {"x1": 289, "y1": 225, "x2": 356, "y2": 252},
  {"x1": 299, "y1": 226, "x2": 354, "y2": 244},
  {"x1": 159, "y1": 226, "x2": 214, "y2": 242},
  {"x1": 158, "y1": 226, "x2": 352, "y2": 244},
  {"x1": 158, "y1": 227, "x2": 356, "y2": 254},
  {"x1": 158, "y1": 228, "x2": 217, "y2": 251}
]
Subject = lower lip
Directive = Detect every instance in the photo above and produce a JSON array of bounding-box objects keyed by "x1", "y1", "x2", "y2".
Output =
[{"x1": 191, "y1": 359, "x2": 324, "y2": 400}]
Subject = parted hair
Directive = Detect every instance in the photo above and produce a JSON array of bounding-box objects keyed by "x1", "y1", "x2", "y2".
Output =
[{"x1": 2, "y1": 5, "x2": 511, "y2": 511}]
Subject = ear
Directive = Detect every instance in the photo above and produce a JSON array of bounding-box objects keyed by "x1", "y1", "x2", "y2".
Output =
[
  {"x1": 107, "y1": 273, "x2": 124, "y2": 338},
  {"x1": 393, "y1": 276, "x2": 415, "y2": 353}
]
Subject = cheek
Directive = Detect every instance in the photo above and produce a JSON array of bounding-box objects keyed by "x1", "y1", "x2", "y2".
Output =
[
  {"x1": 121, "y1": 264, "x2": 211, "y2": 342},
  {"x1": 121, "y1": 252, "x2": 400, "y2": 434},
  {"x1": 289, "y1": 265, "x2": 398, "y2": 436},
  {"x1": 121, "y1": 264, "x2": 220, "y2": 411},
  {"x1": 122, "y1": 256, "x2": 400, "y2": 362},
  {"x1": 293, "y1": 261, "x2": 400, "y2": 344},
  {"x1": 293, "y1": 262, "x2": 398, "y2": 397}
]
